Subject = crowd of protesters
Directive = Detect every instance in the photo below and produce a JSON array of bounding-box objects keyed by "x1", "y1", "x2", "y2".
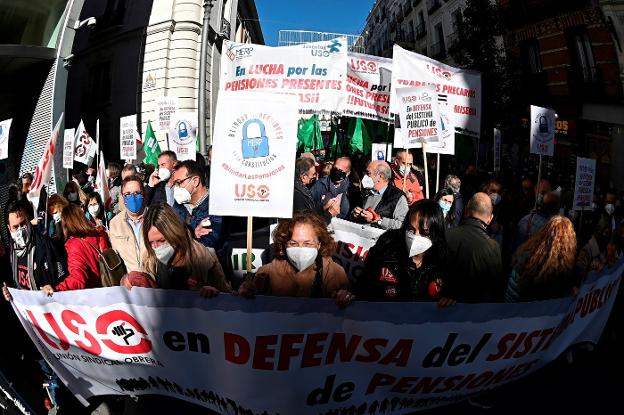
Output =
[{"x1": 1, "y1": 146, "x2": 623, "y2": 413}]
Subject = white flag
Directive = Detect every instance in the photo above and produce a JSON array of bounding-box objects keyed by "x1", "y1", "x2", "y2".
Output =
[
  {"x1": 74, "y1": 120, "x2": 96, "y2": 166},
  {"x1": 0, "y1": 118, "x2": 12, "y2": 160},
  {"x1": 95, "y1": 150, "x2": 111, "y2": 209},
  {"x1": 28, "y1": 113, "x2": 63, "y2": 208}
]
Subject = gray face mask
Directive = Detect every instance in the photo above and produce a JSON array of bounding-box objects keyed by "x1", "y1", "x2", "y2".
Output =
[{"x1": 154, "y1": 242, "x2": 175, "y2": 265}]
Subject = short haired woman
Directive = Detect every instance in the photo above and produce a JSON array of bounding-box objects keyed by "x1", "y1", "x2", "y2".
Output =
[{"x1": 238, "y1": 211, "x2": 348, "y2": 302}]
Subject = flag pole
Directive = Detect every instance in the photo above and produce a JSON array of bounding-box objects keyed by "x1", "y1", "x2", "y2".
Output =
[
  {"x1": 422, "y1": 142, "x2": 430, "y2": 199},
  {"x1": 96, "y1": 119, "x2": 100, "y2": 171},
  {"x1": 436, "y1": 153, "x2": 441, "y2": 194},
  {"x1": 246, "y1": 216, "x2": 253, "y2": 279}
]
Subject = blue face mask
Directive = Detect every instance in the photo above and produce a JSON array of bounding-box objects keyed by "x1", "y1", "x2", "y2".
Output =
[
  {"x1": 399, "y1": 165, "x2": 407, "y2": 176},
  {"x1": 438, "y1": 200, "x2": 451, "y2": 215},
  {"x1": 124, "y1": 194, "x2": 144, "y2": 214}
]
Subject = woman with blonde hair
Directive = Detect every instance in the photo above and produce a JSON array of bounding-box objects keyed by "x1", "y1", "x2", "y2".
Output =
[
  {"x1": 506, "y1": 215, "x2": 578, "y2": 302},
  {"x1": 125, "y1": 203, "x2": 229, "y2": 295}
]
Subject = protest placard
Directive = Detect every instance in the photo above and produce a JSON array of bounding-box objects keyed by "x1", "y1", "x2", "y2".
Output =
[
  {"x1": 572, "y1": 157, "x2": 596, "y2": 211},
  {"x1": 157, "y1": 96, "x2": 178, "y2": 131},
  {"x1": 342, "y1": 52, "x2": 392, "y2": 122},
  {"x1": 530, "y1": 105, "x2": 556, "y2": 156},
  {"x1": 0, "y1": 118, "x2": 12, "y2": 160},
  {"x1": 169, "y1": 112, "x2": 197, "y2": 161},
  {"x1": 120, "y1": 114, "x2": 138, "y2": 161},
  {"x1": 63, "y1": 128, "x2": 75, "y2": 169}
]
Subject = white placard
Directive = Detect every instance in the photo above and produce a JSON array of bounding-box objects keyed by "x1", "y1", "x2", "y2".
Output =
[
  {"x1": 221, "y1": 38, "x2": 347, "y2": 115},
  {"x1": 120, "y1": 114, "x2": 138, "y2": 161},
  {"x1": 391, "y1": 45, "x2": 481, "y2": 138},
  {"x1": 530, "y1": 105, "x2": 556, "y2": 156},
  {"x1": 371, "y1": 143, "x2": 388, "y2": 162},
  {"x1": 169, "y1": 112, "x2": 197, "y2": 161},
  {"x1": 396, "y1": 86, "x2": 441, "y2": 149},
  {"x1": 0, "y1": 118, "x2": 13, "y2": 160},
  {"x1": 342, "y1": 52, "x2": 392, "y2": 122},
  {"x1": 157, "y1": 96, "x2": 178, "y2": 131},
  {"x1": 572, "y1": 157, "x2": 596, "y2": 211},
  {"x1": 209, "y1": 92, "x2": 298, "y2": 218},
  {"x1": 62, "y1": 128, "x2": 75, "y2": 168}
]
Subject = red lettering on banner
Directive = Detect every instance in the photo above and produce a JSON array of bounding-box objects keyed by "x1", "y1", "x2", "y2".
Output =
[
  {"x1": 301, "y1": 333, "x2": 329, "y2": 368},
  {"x1": 95, "y1": 310, "x2": 152, "y2": 354},
  {"x1": 62, "y1": 310, "x2": 102, "y2": 356},
  {"x1": 224, "y1": 333, "x2": 250, "y2": 364}
]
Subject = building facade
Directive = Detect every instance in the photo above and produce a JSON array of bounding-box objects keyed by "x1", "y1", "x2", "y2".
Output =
[
  {"x1": 501, "y1": 0, "x2": 624, "y2": 191},
  {"x1": 362, "y1": 0, "x2": 467, "y2": 66}
]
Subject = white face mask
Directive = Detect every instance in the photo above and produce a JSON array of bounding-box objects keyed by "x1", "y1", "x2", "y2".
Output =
[
  {"x1": 405, "y1": 231, "x2": 433, "y2": 257},
  {"x1": 154, "y1": 243, "x2": 175, "y2": 265},
  {"x1": 11, "y1": 225, "x2": 31, "y2": 249},
  {"x1": 68, "y1": 192, "x2": 78, "y2": 202},
  {"x1": 173, "y1": 186, "x2": 192, "y2": 205},
  {"x1": 606, "y1": 204, "x2": 615, "y2": 215},
  {"x1": 362, "y1": 174, "x2": 375, "y2": 189},
  {"x1": 158, "y1": 167, "x2": 171, "y2": 181},
  {"x1": 489, "y1": 192, "x2": 501, "y2": 206},
  {"x1": 88, "y1": 205, "x2": 100, "y2": 217},
  {"x1": 52, "y1": 212, "x2": 62, "y2": 222},
  {"x1": 286, "y1": 247, "x2": 318, "y2": 272}
]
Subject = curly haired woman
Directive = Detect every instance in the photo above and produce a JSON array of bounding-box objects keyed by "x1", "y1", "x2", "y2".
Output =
[
  {"x1": 238, "y1": 211, "x2": 348, "y2": 301},
  {"x1": 506, "y1": 215, "x2": 578, "y2": 302}
]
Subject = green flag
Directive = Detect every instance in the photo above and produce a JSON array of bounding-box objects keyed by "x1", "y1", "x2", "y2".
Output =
[
  {"x1": 297, "y1": 116, "x2": 316, "y2": 152},
  {"x1": 142, "y1": 120, "x2": 161, "y2": 166},
  {"x1": 349, "y1": 117, "x2": 371, "y2": 155},
  {"x1": 313, "y1": 114, "x2": 323, "y2": 151}
]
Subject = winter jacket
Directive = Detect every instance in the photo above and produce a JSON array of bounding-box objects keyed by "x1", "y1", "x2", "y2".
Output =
[
  {"x1": 352, "y1": 229, "x2": 447, "y2": 302},
  {"x1": 293, "y1": 180, "x2": 316, "y2": 213},
  {"x1": 56, "y1": 230, "x2": 111, "y2": 291},
  {"x1": 145, "y1": 181, "x2": 171, "y2": 207},
  {"x1": 108, "y1": 211, "x2": 148, "y2": 273},
  {"x1": 253, "y1": 257, "x2": 348, "y2": 298},
  {"x1": 173, "y1": 195, "x2": 225, "y2": 251},
  {"x1": 9, "y1": 230, "x2": 67, "y2": 290},
  {"x1": 446, "y1": 217, "x2": 504, "y2": 303},
  {"x1": 391, "y1": 166, "x2": 424, "y2": 205},
  {"x1": 310, "y1": 176, "x2": 350, "y2": 223}
]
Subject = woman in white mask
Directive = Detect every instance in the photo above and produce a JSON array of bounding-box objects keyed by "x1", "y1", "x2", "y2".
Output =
[
  {"x1": 63, "y1": 181, "x2": 87, "y2": 207},
  {"x1": 339, "y1": 199, "x2": 450, "y2": 305},
  {"x1": 121, "y1": 203, "x2": 230, "y2": 296},
  {"x1": 85, "y1": 192, "x2": 112, "y2": 230},
  {"x1": 238, "y1": 212, "x2": 348, "y2": 302}
]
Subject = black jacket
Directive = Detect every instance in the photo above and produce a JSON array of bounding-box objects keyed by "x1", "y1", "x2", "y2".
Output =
[
  {"x1": 446, "y1": 217, "x2": 503, "y2": 303},
  {"x1": 373, "y1": 185, "x2": 405, "y2": 219},
  {"x1": 145, "y1": 181, "x2": 168, "y2": 206},
  {"x1": 9, "y1": 230, "x2": 67, "y2": 290},
  {"x1": 293, "y1": 180, "x2": 316, "y2": 213},
  {"x1": 352, "y1": 230, "x2": 447, "y2": 302}
]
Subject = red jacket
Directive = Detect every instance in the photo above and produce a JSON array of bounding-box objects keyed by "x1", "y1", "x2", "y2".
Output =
[
  {"x1": 391, "y1": 166, "x2": 424, "y2": 205},
  {"x1": 56, "y1": 231, "x2": 111, "y2": 291}
]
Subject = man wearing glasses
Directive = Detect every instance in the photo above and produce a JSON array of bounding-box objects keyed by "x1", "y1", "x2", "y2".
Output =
[
  {"x1": 109, "y1": 175, "x2": 148, "y2": 272},
  {"x1": 171, "y1": 160, "x2": 225, "y2": 253}
]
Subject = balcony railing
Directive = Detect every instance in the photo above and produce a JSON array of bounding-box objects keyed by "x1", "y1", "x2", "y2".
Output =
[
  {"x1": 430, "y1": 41, "x2": 446, "y2": 59},
  {"x1": 415, "y1": 23, "x2": 427, "y2": 39}
]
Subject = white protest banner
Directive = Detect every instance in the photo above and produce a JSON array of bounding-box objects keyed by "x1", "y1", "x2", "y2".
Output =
[
  {"x1": 209, "y1": 92, "x2": 298, "y2": 218},
  {"x1": 530, "y1": 105, "x2": 556, "y2": 156},
  {"x1": 62, "y1": 128, "x2": 75, "y2": 169},
  {"x1": 330, "y1": 217, "x2": 385, "y2": 283},
  {"x1": 391, "y1": 45, "x2": 480, "y2": 139},
  {"x1": 169, "y1": 112, "x2": 197, "y2": 161},
  {"x1": 119, "y1": 115, "x2": 138, "y2": 161},
  {"x1": 0, "y1": 118, "x2": 12, "y2": 160},
  {"x1": 396, "y1": 86, "x2": 441, "y2": 149},
  {"x1": 157, "y1": 96, "x2": 178, "y2": 131},
  {"x1": 220, "y1": 38, "x2": 347, "y2": 115},
  {"x1": 573, "y1": 157, "x2": 596, "y2": 211},
  {"x1": 371, "y1": 143, "x2": 388, "y2": 162},
  {"x1": 493, "y1": 128, "x2": 502, "y2": 172},
  {"x1": 74, "y1": 120, "x2": 96, "y2": 166},
  {"x1": 9, "y1": 260, "x2": 622, "y2": 414},
  {"x1": 342, "y1": 53, "x2": 392, "y2": 122}
]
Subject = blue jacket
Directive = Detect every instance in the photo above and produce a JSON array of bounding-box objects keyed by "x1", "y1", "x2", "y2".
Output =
[
  {"x1": 173, "y1": 196, "x2": 225, "y2": 251},
  {"x1": 310, "y1": 176, "x2": 350, "y2": 223}
]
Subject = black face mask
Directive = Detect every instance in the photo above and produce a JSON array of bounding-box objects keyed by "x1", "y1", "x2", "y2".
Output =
[{"x1": 330, "y1": 167, "x2": 347, "y2": 184}]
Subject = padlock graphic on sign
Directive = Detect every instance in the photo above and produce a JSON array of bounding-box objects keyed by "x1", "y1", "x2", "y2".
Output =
[
  {"x1": 178, "y1": 122, "x2": 188, "y2": 139},
  {"x1": 241, "y1": 118, "x2": 269, "y2": 159},
  {"x1": 538, "y1": 116, "x2": 548, "y2": 134}
]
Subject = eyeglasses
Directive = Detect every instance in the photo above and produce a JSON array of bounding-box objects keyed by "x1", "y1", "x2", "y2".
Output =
[
  {"x1": 122, "y1": 191, "x2": 142, "y2": 198},
  {"x1": 286, "y1": 240, "x2": 319, "y2": 249},
  {"x1": 173, "y1": 176, "x2": 196, "y2": 187}
]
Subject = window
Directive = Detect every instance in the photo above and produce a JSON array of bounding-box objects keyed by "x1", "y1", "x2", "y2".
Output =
[
  {"x1": 520, "y1": 39, "x2": 542, "y2": 74},
  {"x1": 566, "y1": 27, "x2": 597, "y2": 82},
  {"x1": 451, "y1": 9, "x2": 463, "y2": 32}
]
